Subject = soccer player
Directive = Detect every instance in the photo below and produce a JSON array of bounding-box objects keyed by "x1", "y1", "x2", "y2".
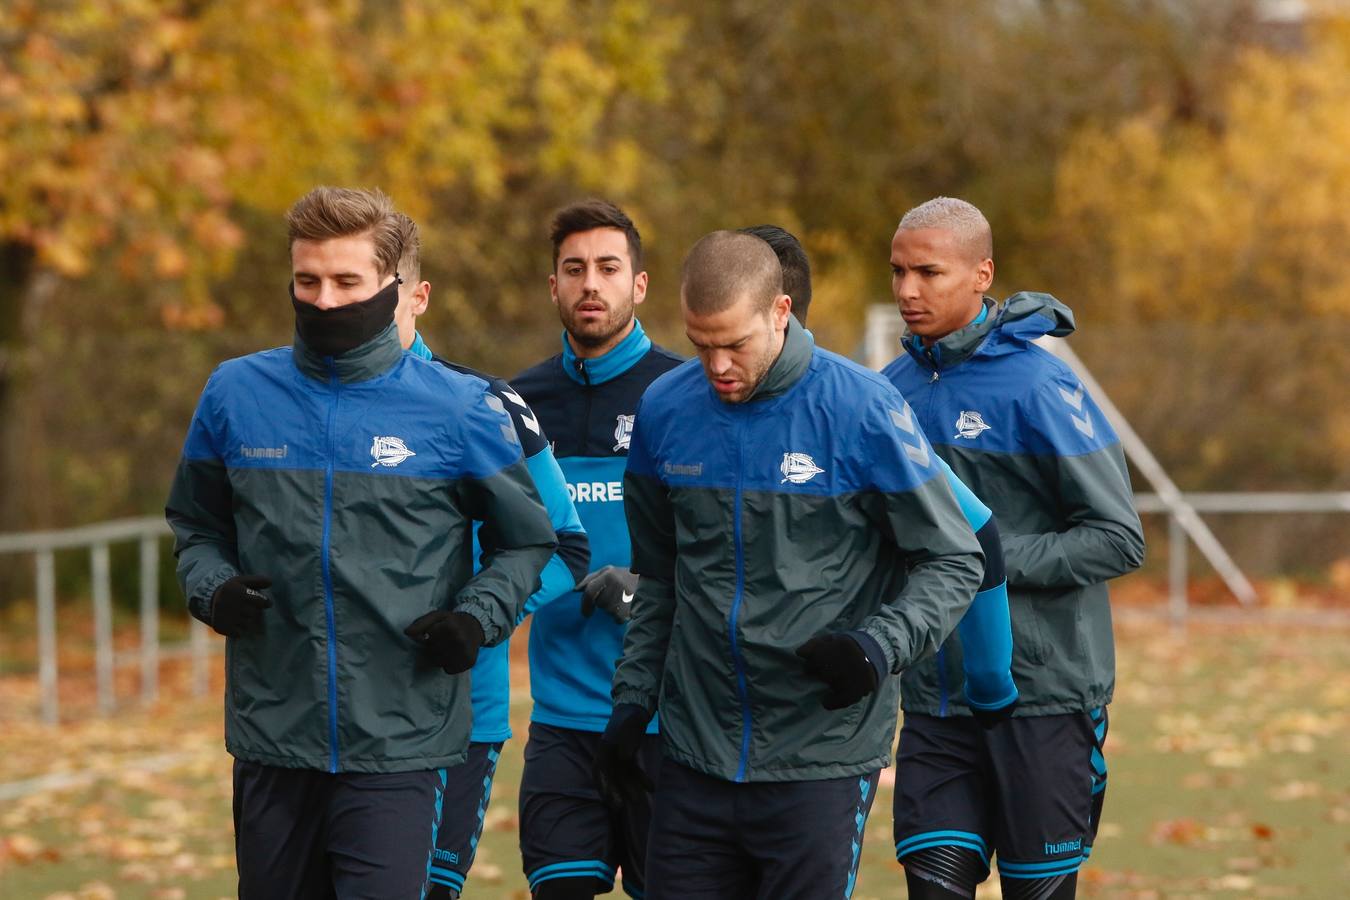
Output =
[
  {"x1": 738, "y1": 224, "x2": 813, "y2": 324},
  {"x1": 510, "y1": 200, "x2": 683, "y2": 899},
  {"x1": 742, "y1": 223, "x2": 1018, "y2": 713},
  {"x1": 385, "y1": 213, "x2": 591, "y2": 899},
  {"x1": 598, "y1": 230, "x2": 986, "y2": 900},
  {"x1": 882, "y1": 197, "x2": 1145, "y2": 899},
  {"x1": 166, "y1": 187, "x2": 557, "y2": 899}
]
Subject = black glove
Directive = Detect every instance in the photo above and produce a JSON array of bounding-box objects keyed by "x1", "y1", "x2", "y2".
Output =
[
  {"x1": 403, "y1": 611, "x2": 486, "y2": 674},
  {"x1": 795, "y1": 631, "x2": 886, "y2": 710},
  {"x1": 577, "y1": 566, "x2": 640, "y2": 624},
  {"x1": 970, "y1": 697, "x2": 1019, "y2": 730},
  {"x1": 209, "y1": 575, "x2": 273, "y2": 637},
  {"x1": 594, "y1": 703, "x2": 653, "y2": 813}
]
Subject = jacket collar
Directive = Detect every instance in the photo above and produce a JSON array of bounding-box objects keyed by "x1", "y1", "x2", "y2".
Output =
[
  {"x1": 902, "y1": 297, "x2": 999, "y2": 372},
  {"x1": 747, "y1": 315, "x2": 813, "y2": 402},
  {"x1": 902, "y1": 292, "x2": 1076, "y2": 371},
  {"x1": 293, "y1": 320, "x2": 404, "y2": 384},
  {"x1": 408, "y1": 331, "x2": 434, "y2": 361},
  {"x1": 562, "y1": 318, "x2": 652, "y2": 386}
]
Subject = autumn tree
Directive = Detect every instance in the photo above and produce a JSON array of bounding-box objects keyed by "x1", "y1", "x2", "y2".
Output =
[
  {"x1": 0, "y1": 0, "x2": 678, "y2": 533},
  {"x1": 1050, "y1": 15, "x2": 1350, "y2": 492}
]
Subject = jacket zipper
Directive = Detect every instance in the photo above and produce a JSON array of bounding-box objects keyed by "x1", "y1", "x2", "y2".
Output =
[
  {"x1": 922, "y1": 347, "x2": 942, "y2": 438},
  {"x1": 321, "y1": 360, "x2": 341, "y2": 773},
  {"x1": 575, "y1": 358, "x2": 593, "y2": 453},
  {"x1": 729, "y1": 417, "x2": 754, "y2": 782}
]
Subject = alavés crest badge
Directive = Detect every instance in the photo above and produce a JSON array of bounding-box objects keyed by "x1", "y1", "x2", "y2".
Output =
[
  {"x1": 370, "y1": 436, "x2": 417, "y2": 468},
  {"x1": 954, "y1": 410, "x2": 992, "y2": 440},
  {"x1": 614, "y1": 414, "x2": 635, "y2": 452},
  {"x1": 780, "y1": 452, "x2": 824, "y2": 484}
]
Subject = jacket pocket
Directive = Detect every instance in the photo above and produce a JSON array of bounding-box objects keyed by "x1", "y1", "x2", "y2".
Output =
[{"x1": 1008, "y1": 591, "x2": 1049, "y2": 664}]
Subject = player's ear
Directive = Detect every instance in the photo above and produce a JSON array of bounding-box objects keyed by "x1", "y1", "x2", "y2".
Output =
[
  {"x1": 975, "y1": 258, "x2": 994, "y2": 293},
  {"x1": 633, "y1": 270, "x2": 649, "y2": 307},
  {"x1": 413, "y1": 281, "x2": 430, "y2": 317}
]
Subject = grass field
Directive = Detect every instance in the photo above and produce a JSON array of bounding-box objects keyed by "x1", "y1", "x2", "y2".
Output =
[{"x1": 1, "y1": 616, "x2": 1346, "y2": 899}]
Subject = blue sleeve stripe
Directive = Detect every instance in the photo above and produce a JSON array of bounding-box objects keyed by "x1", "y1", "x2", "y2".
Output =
[
  {"x1": 957, "y1": 580, "x2": 1017, "y2": 710},
  {"x1": 523, "y1": 553, "x2": 582, "y2": 617},
  {"x1": 525, "y1": 447, "x2": 584, "y2": 535},
  {"x1": 521, "y1": 444, "x2": 589, "y2": 599},
  {"x1": 939, "y1": 459, "x2": 991, "y2": 531}
]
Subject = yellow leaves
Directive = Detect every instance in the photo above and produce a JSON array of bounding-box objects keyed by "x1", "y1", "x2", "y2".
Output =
[
  {"x1": 1053, "y1": 22, "x2": 1350, "y2": 323},
  {"x1": 2, "y1": 832, "x2": 58, "y2": 863},
  {"x1": 1150, "y1": 816, "x2": 1211, "y2": 846}
]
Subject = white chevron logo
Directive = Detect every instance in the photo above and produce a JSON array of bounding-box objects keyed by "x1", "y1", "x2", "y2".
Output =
[
  {"x1": 1057, "y1": 385, "x2": 1094, "y2": 437},
  {"x1": 501, "y1": 388, "x2": 541, "y2": 435},
  {"x1": 889, "y1": 404, "x2": 930, "y2": 467},
  {"x1": 889, "y1": 405, "x2": 916, "y2": 434}
]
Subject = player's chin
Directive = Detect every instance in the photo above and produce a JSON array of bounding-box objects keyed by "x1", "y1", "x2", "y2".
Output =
[{"x1": 711, "y1": 382, "x2": 746, "y2": 403}]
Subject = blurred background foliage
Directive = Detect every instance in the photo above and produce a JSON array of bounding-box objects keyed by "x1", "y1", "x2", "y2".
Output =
[{"x1": 1, "y1": 0, "x2": 1348, "y2": 567}]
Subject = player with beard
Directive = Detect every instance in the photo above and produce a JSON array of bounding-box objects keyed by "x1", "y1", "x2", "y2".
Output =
[
  {"x1": 599, "y1": 230, "x2": 985, "y2": 899},
  {"x1": 510, "y1": 200, "x2": 683, "y2": 899}
]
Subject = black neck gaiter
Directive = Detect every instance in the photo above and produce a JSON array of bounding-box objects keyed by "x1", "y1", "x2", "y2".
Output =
[{"x1": 291, "y1": 278, "x2": 399, "y2": 357}]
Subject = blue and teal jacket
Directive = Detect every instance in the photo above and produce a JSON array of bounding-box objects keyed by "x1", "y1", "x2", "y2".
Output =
[
  {"x1": 883, "y1": 293, "x2": 1145, "y2": 715},
  {"x1": 613, "y1": 317, "x2": 985, "y2": 782},
  {"x1": 166, "y1": 323, "x2": 557, "y2": 772},
  {"x1": 512, "y1": 319, "x2": 684, "y2": 734},
  {"x1": 409, "y1": 333, "x2": 589, "y2": 743}
]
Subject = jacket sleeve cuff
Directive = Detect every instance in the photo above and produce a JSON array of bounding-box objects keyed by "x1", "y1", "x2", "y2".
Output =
[
  {"x1": 845, "y1": 630, "x2": 890, "y2": 686},
  {"x1": 612, "y1": 690, "x2": 658, "y2": 718},
  {"x1": 857, "y1": 621, "x2": 905, "y2": 674},
  {"x1": 452, "y1": 597, "x2": 506, "y2": 647},
  {"x1": 188, "y1": 565, "x2": 238, "y2": 626}
]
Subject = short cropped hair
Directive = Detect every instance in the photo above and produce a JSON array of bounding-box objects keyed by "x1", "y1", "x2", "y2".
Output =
[
  {"x1": 897, "y1": 197, "x2": 993, "y2": 262},
  {"x1": 740, "y1": 224, "x2": 811, "y2": 324},
  {"x1": 681, "y1": 230, "x2": 783, "y2": 317},
  {"x1": 286, "y1": 187, "x2": 403, "y2": 279},
  {"x1": 392, "y1": 212, "x2": 421, "y2": 282},
  {"x1": 549, "y1": 199, "x2": 643, "y2": 271}
]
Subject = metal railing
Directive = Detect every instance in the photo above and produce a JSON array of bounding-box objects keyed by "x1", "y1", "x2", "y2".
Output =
[
  {"x1": 0, "y1": 516, "x2": 212, "y2": 724},
  {"x1": 1134, "y1": 491, "x2": 1350, "y2": 626},
  {"x1": 4, "y1": 494, "x2": 1349, "y2": 723}
]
